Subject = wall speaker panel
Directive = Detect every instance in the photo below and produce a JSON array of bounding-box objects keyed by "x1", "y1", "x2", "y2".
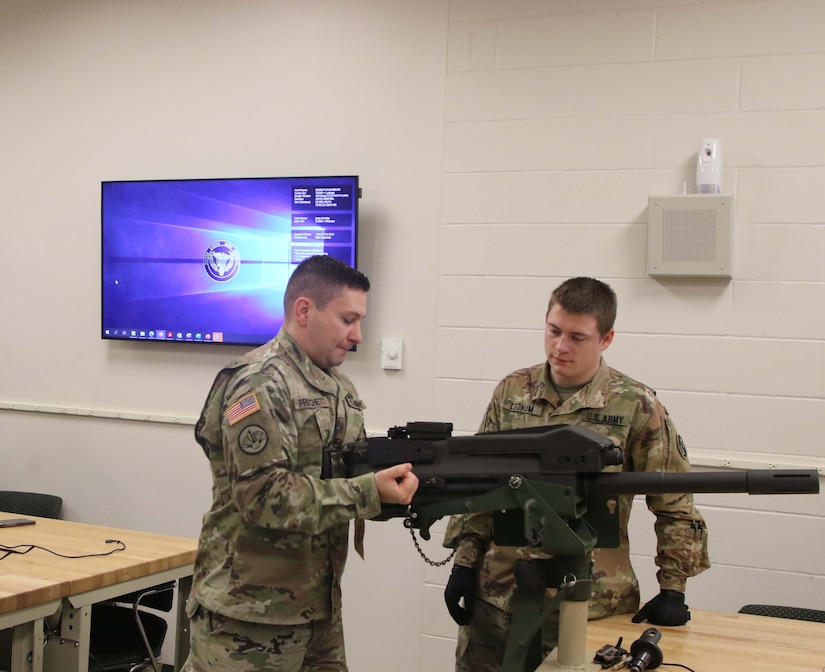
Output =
[{"x1": 647, "y1": 195, "x2": 733, "y2": 278}]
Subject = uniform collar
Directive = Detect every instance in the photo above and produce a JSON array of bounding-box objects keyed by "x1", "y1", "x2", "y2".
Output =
[
  {"x1": 276, "y1": 329, "x2": 342, "y2": 394},
  {"x1": 536, "y1": 358, "x2": 610, "y2": 409}
]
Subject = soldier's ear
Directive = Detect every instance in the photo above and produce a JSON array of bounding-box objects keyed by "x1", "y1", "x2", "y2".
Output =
[
  {"x1": 600, "y1": 329, "x2": 615, "y2": 351},
  {"x1": 293, "y1": 297, "x2": 311, "y2": 327}
]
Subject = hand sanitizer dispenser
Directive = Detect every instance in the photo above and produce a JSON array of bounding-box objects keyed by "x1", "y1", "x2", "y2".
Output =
[{"x1": 696, "y1": 138, "x2": 722, "y2": 194}]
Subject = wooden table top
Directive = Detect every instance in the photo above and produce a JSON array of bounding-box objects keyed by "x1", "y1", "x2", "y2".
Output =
[
  {"x1": 0, "y1": 512, "x2": 197, "y2": 615},
  {"x1": 585, "y1": 608, "x2": 825, "y2": 671}
]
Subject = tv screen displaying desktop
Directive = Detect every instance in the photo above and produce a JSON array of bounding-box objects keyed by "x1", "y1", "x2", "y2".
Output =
[{"x1": 101, "y1": 175, "x2": 360, "y2": 346}]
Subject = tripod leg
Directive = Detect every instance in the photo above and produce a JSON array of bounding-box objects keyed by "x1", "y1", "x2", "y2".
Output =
[{"x1": 502, "y1": 560, "x2": 546, "y2": 672}]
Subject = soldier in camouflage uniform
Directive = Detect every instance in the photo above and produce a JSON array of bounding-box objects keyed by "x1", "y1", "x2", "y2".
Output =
[
  {"x1": 443, "y1": 277, "x2": 709, "y2": 672},
  {"x1": 182, "y1": 255, "x2": 418, "y2": 672}
]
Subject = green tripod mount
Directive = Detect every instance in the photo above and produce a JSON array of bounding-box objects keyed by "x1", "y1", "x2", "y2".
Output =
[{"x1": 408, "y1": 473, "x2": 609, "y2": 672}]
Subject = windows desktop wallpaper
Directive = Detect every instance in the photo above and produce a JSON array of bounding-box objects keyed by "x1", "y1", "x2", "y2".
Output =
[{"x1": 102, "y1": 175, "x2": 359, "y2": 345}]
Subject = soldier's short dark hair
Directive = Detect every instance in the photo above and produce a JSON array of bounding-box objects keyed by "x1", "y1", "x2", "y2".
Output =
[
  {"x1": 548, "y1": 277, "x2": 617, "y2": 337},
  {"x1": 284, "y1": 255, "x2": 370, "y2": 312}
]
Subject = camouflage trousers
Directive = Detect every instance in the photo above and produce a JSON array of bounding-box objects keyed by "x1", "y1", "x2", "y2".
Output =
[
  {"x1": 455, "y1": 593, "x2": 639, "y2": 672},
  {"x1": 182, "y1": 605, "x2": 347, "y2": 672},
  {"x1": 455, "y1": 600, "x2": 535, "y2": 672}
]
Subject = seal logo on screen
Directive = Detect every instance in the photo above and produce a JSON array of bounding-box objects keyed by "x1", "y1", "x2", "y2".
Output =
[{"x1": 204, "y1": 241, "x2": 240, "y2": 282}]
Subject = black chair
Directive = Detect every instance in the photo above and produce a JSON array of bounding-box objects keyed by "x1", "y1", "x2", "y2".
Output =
[
  {"x1": 88, "y1": 582, "x2": 175, "y2": 672},
  {"x1": 0, "y1": 490, "x2": 63, "y2": 671},
  {"x1": 0, "y1": 490, "x2": 63, "y2": 519},
  {"x1": 739, "y1": 604, "x2": 825, "y2": 623}
]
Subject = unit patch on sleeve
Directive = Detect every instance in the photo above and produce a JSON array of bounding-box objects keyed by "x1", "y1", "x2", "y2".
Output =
[
  {"x1": 226, "y1": 393, "x2": 261, "y2": 426},
  {"x1": 238, "y1": 425, "x2": 268, "y2": 455}
]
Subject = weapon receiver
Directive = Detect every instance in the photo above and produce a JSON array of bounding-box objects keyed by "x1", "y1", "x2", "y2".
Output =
[{"x1": 325, "y1": 422, "x2": 819, "y2": 535}]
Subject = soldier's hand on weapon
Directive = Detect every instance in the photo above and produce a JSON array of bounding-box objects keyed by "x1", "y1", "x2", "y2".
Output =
[
  {"x1": 632, "y1": 589, "x2": 690, "y2": 626},
  {"x1": 375, "y1": 463, "x2": 419, "y2": 505},
  {"x1": 444, "y1": 565, "x2": 476, "y2": 625}
]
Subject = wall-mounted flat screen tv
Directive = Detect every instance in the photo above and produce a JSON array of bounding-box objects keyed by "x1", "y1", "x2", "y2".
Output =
[{"x1": 102, "y1": 175, "x2": 360, "y2": 346}]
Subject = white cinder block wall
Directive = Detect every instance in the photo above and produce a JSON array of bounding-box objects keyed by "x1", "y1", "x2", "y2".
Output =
[
  {"x1": 1, "y1": 2, "x2": 823, "y2": 672},
  {"x1": 424, "y1": 0, "x2": 825, "y2": 668}
]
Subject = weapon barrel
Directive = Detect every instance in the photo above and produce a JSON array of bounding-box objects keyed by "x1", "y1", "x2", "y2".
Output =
[{"x1": 587, "y1": 469, "x2": 819, "y2": 496}]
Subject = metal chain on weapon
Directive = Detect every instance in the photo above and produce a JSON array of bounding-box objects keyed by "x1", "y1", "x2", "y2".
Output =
[{"x1": 404, "y1": 508, "x2": 466, "y2": 567}]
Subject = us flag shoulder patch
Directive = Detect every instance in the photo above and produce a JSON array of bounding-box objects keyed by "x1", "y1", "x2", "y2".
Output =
[{"x1": 226, "y1": 393, "x2": 261, "y2": 426}]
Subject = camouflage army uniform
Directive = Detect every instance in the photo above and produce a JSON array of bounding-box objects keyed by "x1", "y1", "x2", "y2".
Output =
[
  {"x1": 444, "y1": 359, "x2": 709, "y2": 670},
  {"x1": 183, "y1": 329, "x2": 380, "y2": 672}
]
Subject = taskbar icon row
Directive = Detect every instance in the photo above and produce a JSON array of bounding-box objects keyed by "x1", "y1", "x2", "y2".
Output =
[{"x1": 104, "y1": 328, "x2": 224, "y2": 343}]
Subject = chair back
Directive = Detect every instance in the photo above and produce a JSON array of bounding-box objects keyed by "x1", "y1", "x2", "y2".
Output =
[
  {"x1": 89, "y1": 583, "x2": 176, "y2": 672},
  {"x1": 115, "y1": 582, "x2": 175, "y2": 612},
  {"x1": 0, "y1": 490, "x2": 63, "y2": 519}
]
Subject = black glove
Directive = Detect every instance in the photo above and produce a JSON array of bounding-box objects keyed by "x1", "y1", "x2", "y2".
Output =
[
  {"x1": 632, "y1": 589, "x2": 690, "y2": 626},
  {"x1": 444, "y1": 565, "x2": 476, "y2": 625}
]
